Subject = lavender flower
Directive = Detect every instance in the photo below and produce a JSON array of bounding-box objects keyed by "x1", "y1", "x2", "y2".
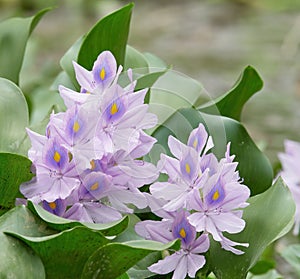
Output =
[
  {"x1": 20, "y1": 51, "x2": 158, "y2": 223},
  {"x1": 135, "y1": 211, "x2": 209, "y2": 279},
  {"x1": 278, "y1": 139, "x2": 300, "y2": 234},
  {"x1": 146, "y1": 124, "x2": 250, "y2": 255}
]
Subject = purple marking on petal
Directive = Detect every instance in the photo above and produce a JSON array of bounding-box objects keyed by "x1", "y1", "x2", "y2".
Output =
[
  {"x1": 42, "y1": 199, "x2": 66, "y2": 216},
  {"x1": 180, "y1": 152, "x2": 197, "y2": 182},
  {"x1": 82, "y1": 172, "x2": 111, "y2": 199},
  {"x1": 172, "y1": 212, "x2": 196, "y2": 247},
  {"x1": 65, "y1": 107, "x2": 85, "y2": 142},
  {"x1": 206, "y1": 178, "x2": 225, "y2": 206},
  {"x1": 43, "y1": 139, "x2": 68, "y2": 171},
  {"x1": 104, "y1": 96, "x2": 126, "y2": 123},
  {"x1": 187, "y1": 123, "x2": 208, "y2": 154},
  {"x1": 92, "y1": 51, "x2": 117, "y2": 87}
]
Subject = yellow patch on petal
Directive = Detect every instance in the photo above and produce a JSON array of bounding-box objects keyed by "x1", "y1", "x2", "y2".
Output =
[
  {"x1": 100, "y1": 68, "x2": 106, "y2": 80},
  {"x1": 193, "y1": 138, "x2": 198, "y2": 148},
  {"x1": 73, "y1": 121, "x2": 80, "y2": 132},
  {"x1": 90, "y1": 182, "x2": 99, "y2": 191},
  {"x1": 212, "y1": 190, "x2": 220, "y2": 201},
  {"x1": 49, "y1": 202, "x2": 56, "y2": 210},
  {"x1": 110, "y1": 103, "x2": 118, "y2": 115},
  {"x1": 185, "y1": 163, "x2": 191, "y2": 174},
  {"x1": 90, "y1": 160, "x2": 96, "y2": 170},
  {"x1": 53, "y1": 151, "x2": 61, "y2": 163},
  {"x1": 179, "y1": 228, "x2": 186, "y2": 238}
]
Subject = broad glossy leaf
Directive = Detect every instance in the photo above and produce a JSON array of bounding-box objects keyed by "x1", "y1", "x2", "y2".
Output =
[
  {"x1": 152, "y1": 108, "x2": 273, "y2": 195},
  {"x1": 0, "y1": 206, "x2": 57, "y2": 278},
  {"x1": 82, "y1": 239, "x2": 180, "y2": 279},
  {"x1": 143, "y1": 52, "x2": 168, "y2": 72},
  {"x1": 77, "y1": 3, "x2": 133, "y2": 71},
  {"x1": 124, "y1": 45, "x2": 149, "y2": 74},
  {"x1": 8, "y1": 226, "x2": 109, "y2": 279},
  {"x1": 0, "y1": 9, "x2": 50, "y2": 84},
  {"x1": 59, "y1": 36, "x2": 83, "y2": 89},
  {"x1": 209, "y1": 178, "x2": 295, "y2": 279},
  {"x1": 280, "y1": 244, "x2": 300, "y2": 276},
  {"x1": 0, "y1": 153, "x2": 33, "y2": 216},
  {"x1": 28, "y1": 201, "x2": 129, "y2": 236},
  {"x1": 148, "y1": 71, "x2": 206, "y2": 133},
  {"x1": 0, "y1": 78, "x2": 28, "y2": 154},
  {"x1": 199, "y1": 66, "x2": 263, "y2": 121},
  {"x1": 246, "y1": 270, "x2": 282, "y2": 279}
]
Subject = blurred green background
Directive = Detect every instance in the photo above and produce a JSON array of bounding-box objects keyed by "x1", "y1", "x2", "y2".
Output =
[
  {"x1": 1, "y1": 0, "x2": 300, "y2": 165},
  {"x1": 1, "y1": 0, "x2": 300, "y2": 277}
]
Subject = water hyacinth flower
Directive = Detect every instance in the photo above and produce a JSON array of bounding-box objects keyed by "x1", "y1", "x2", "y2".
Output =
[
  {"x1": 135, "y1": 211, "x2": 210, "y2": 279},
  {"x1": 146, "y1": 123, "x2": 250, "y2": 256},
  {"x1": 278, "y1": 139, "x2": 300, "y2": 235},
  {"x1": 20, "y1": 50, "x2": 158, "y2": 223}
]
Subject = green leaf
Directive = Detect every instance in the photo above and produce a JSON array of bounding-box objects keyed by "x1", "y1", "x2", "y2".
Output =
[
  {"x1": 143, "y1": 52, "x2": 168, "y2": 72},
  {"x1": 246, "y1": 270, "x2": 283, "y2": 279},
  {"x1": 8, "y1": 226, "x2": 109, "y2": 279},
  {"x1": 59, "y1": 36, "x2": 83, "y2": 90},
  {"x1": 124, "y1": 45, "x2": 149, "y2": 74},
  {"x1": 0, "y1": 153, "x2": 33, "y2": 216},
  {"x1": 28, "y1": 201, "x2": 129, "y2": 236},
  {"x1": 82, "y1": 239, "x2": 180, "y2": 279},
  {"x1": 0, "y1": 8, "x2": 50, "y2": 84},
  {"x1": 0, "y1": 206, "x2": 58, "y2": 278},
  {"x1": 199, "y1": 66, "x2": 263, "y2": 121},
  {"x1": 77, "y1": 3, "x2": 134, "y2": 71},
  {"x1": 280, "y1": 244, "x2": 300, "y2": 277},
  {"x1": 0, "y1": 78, "x2": 29, "y2": 154},
  {"x1": 151, "y1": 108, "x2": 273, "y2": 195},
  {"x1": 148, "y1": 71, "x2": 206, "y2": 134},
  {"x1": 209, "y1": 177, "x2": 295, "y2": 279}
]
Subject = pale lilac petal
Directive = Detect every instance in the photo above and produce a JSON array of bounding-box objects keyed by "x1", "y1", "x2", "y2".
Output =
[
  {"x1": 150, "y1": 182, "x2": 186, "y2": 201},
  {"x1": 168, "y1": 135, "x2": 187, "y2": 159},
  {"x1": 92, "y1": 51, "x2": 117, "y2": 89},
  {"x1": 108, "y1": 187, "x2": 147, "y2": 211},
  {"x1": 187, "y1": 253, "x2": 206, "y2": 278},
  {"x1": 59, "y1": 85, "x2": 92, "y2": 108},
  {"x1": 219, "y1": 234, "x2": 249, "y2": 255},
  {"x1": 204, "y1": 217, "x2": 223, "y2": 241},
  {"x1": 135, "y1": 220, "x2": 173, "y2": 243},
  {"x1": 190, "y1": 234, "x2": 210, "y2": 254},
  {"x1": 72, "y1": 61, "x2": 94, "y2": 92},
  {"x1": 210, "y1": 212, "x2": 246, "y2": 234},
  {"x1": 129, "y1": 131, "x2": 157, "y2": 158},
  {"x1": 187, "y1": 212, "x2": 207, "y2": 233},
  {"x1": 83, "y1": 202, "x2": 122, "y2": 223},
  {"x1": 157, "y1": 154, "x2": 181, "y2": 180},
  {"x1": 187, "y1": 123, "x2": 209, "y2": 154},
  {"x1": 148, "y1": 252, "x2": 182, "y2": 275},
  {"x1": 172, "y1": 254, "x2": 188, "y2": 279},
  {"x1": 136, "y1": 112, "x2": 158, "y2": 129}
]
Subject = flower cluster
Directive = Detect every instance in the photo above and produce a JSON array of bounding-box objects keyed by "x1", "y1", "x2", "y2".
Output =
[
  {"x1": 278, "y1": 140, "x2": 300, "y2": 235},
  {"x1": 20, "y1": 50, "x2": 250, "y2": 279},
  {"x1": 20, "y1": 51, "x2": 158, "y2": 223},
  {"x1": 135, "y1": 124, "x2": 250, "y2": 278}
]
